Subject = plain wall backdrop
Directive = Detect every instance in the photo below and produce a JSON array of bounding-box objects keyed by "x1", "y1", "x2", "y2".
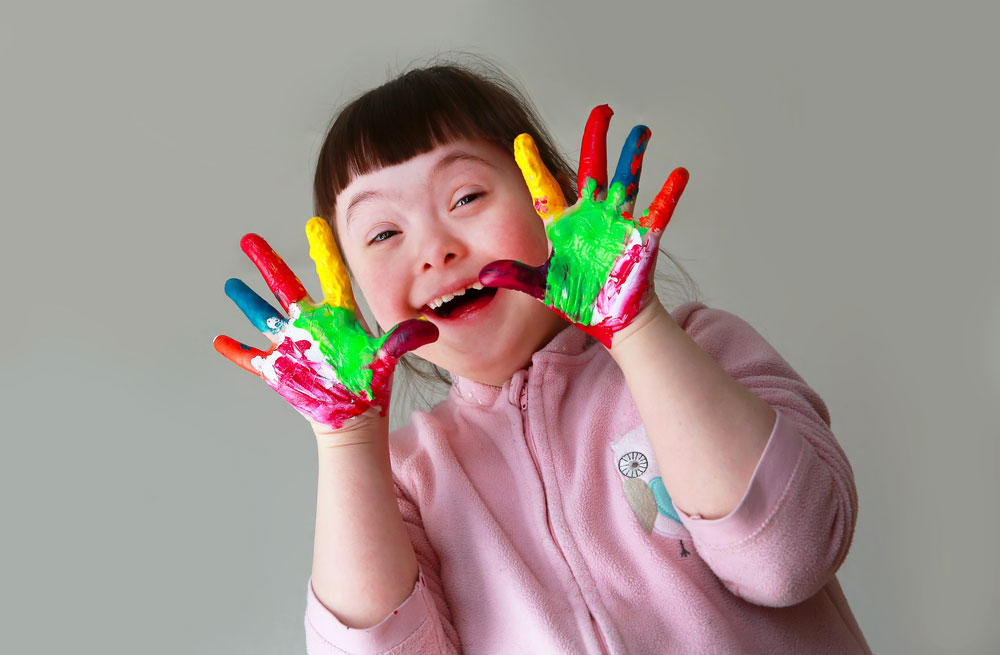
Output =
[{"x1": 2, "y1": 1, "x2": 997, "y2": 653}]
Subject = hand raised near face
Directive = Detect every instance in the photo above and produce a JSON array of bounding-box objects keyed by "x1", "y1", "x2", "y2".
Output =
[
  {"x1": 479, "y1": 105, "x2": 688, "y2": 348},
  {"x1": 214, "y1": 218, "x2": 438, "y2": 429}
]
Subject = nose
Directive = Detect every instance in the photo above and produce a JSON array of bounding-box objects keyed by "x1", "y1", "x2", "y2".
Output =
[{"x1": 420, "y1": 226, "x2": 467, "y2": 271}]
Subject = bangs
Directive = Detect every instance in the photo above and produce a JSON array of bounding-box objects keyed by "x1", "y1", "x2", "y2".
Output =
[{"x1": 313, "y1": 64, "x2": 575, "y2": 221}]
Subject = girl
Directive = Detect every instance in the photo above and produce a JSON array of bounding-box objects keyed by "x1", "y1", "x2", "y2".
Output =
[{"x1": 215, "y1": 62, "x2": 870, "y2": 654}]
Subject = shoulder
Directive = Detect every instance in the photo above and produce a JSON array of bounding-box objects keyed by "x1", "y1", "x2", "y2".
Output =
[
  {"x1": 386, "y1": 400, "x2": 463, "y2": 503},
  {"x1": 670, "y1": 301, "x2": 787, "y2": 372},
  {"x1": 388, "y1": 392, "x2": 489, "y2": 475},
  {"x1": 671, "y1": 300, "x2": 831, "y2": 426},
  {"x1": 670, "y1": 300, "x2": 765, "y2": 340},
  {"x1": 389, "y1": 399, "x2": 459, "y2": 460}
]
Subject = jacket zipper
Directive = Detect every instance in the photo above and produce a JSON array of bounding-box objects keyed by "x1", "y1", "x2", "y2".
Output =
[{"x1": 517, "y1": 382, "x2": 610, "y2": 655}]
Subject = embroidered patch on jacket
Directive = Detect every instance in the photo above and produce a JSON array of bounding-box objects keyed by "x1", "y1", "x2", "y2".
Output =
[{"x1": 611, "y1": 425, "x2": 686, "y2": 539}]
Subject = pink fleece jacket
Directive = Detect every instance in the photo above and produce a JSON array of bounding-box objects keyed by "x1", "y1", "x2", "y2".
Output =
[{"x1": 304, "y1": 301, "x2": 871, "y2": 654}]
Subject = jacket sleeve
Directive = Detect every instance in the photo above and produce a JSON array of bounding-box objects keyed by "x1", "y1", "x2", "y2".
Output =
[
  {"x1": 304, "y1": 480, "x2": 461, "y2": 654},
  {"x1": 670, "y1": 303, "x2": 859, "y2": 608}
]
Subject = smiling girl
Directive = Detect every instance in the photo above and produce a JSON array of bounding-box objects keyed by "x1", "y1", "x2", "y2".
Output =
[{"x1": 215, "y1": 61, "x2": 870, "y2": 654}]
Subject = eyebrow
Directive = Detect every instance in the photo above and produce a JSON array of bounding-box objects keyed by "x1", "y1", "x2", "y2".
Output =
[
  {"x1": 431, "y1": 150, "x2": 497, "y2": 176},
  {"x1": 344, "y1": 150, "x2": 497, "y2": 228},
  {"x1": 344, "y1": 190, "x2": 383, "y2": 228}
]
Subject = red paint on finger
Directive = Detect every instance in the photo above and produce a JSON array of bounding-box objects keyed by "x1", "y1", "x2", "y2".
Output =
[
  {"x1": 578, "y1": 105, "x2": 614, "y2": 199},
  {"x1": 240, "y1": 234, "x2": 308, "y2": 310}
]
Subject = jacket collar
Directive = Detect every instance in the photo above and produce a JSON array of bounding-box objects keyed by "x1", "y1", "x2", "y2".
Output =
[{"x1": 450, "y1": 325, "x2": 597, "y2": 407}]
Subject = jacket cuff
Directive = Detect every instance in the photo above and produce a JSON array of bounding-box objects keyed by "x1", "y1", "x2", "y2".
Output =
[
  {"x1": 305, "y1": 570, "x2": 431, "y2": 653},
  {"x1": 675, "y1": 408, "x2": 806, "y2": 548}
]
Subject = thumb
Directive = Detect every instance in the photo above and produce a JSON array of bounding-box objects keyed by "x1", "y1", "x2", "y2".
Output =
[
  {"x1": 479, "y1": 259, "x2": 547, "y2": 299},
  {"x1": 380, "y1": 318, "x2": 439, "y2": 360}
]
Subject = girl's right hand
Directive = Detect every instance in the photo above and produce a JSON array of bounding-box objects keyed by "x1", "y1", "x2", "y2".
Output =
[{"x1": 214, "y1": 217, "x2": 438, "y2": 432}]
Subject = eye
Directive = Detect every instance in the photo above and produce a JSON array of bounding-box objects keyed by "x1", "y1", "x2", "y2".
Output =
[
  {"x1": 368, "y1": 229, "x2": 399, "y2": 245},
  {"x1": 454, "y1": 192, "x2": 482, "y2": 209}
]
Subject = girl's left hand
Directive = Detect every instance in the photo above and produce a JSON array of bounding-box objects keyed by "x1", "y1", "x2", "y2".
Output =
[{"x1": 479, "y1": 105, "x2": 688, "y2": 348}]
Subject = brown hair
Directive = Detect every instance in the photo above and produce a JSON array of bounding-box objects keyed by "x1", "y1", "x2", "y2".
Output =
[{"x1": 313, "y1": 60, "x2": 578, "y2": 223}]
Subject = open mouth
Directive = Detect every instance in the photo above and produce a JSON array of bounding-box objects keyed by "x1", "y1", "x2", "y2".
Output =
[{"x1": 428, "y1": 286, "x2": 498, "y2": 319}]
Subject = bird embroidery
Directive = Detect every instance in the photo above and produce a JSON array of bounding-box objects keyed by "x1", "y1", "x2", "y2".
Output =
[{"x1": 611, "y1": 425, "x2": 688, "y2": 549}]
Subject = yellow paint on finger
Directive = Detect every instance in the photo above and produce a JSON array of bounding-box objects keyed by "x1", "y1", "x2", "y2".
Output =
[
  {"x1": 306, "y1": 216, "x2": 356, "y2": 312},
  {"x1": 514, "y1": 133, "x2": 567, "y2": 223}
]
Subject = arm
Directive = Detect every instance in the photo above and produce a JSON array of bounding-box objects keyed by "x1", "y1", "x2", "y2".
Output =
[
  {"x1": 615, "y1": 301, "x2": 858, "y2": 607},
  {"x1": 305, "y1": 416, "x2": 461, "y2": 653},
  {"x1": 608, "y1": 300, "x2": 775, "y2": 520},
  {"x1": 310, "y1": 415, "x2": 419, "y2": 628}
]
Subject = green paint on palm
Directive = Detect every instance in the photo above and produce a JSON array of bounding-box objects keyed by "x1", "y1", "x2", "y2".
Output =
[
  {"x1": 294, "y1": 303, "x2": 387, "y2": 396},
  {"x1": 545, "y1": 179, "x2": 646, "y2": 325}
]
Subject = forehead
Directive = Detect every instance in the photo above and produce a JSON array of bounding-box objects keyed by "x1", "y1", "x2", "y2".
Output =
[{"x1": 334, "y1": 139, "x2": 511, "y2": 224}]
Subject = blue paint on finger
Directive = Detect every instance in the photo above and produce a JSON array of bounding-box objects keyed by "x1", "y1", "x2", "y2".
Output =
[
  {"x1": 610, "y1": 125, "x2": 651, "y2": 208},
  {"x1": 225, "y1": 278, "x2": 287, "y2": 334}
]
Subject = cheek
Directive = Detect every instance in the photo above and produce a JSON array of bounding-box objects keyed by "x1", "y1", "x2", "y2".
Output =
[
  {"x1": 499, "y1": 216, "x2": 549, "y2": 266},
  {"x1": 350, "y1": 261, "x2": 410, "y2": 331},
  {"x1": 478, "y1": 200, "x2": 549, "y2": 265}
]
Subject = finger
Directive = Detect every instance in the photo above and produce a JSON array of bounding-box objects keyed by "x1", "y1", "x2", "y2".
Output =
[
  {"x1": 213, "y1": 335, "x2": 271, "y2": 376},
  {"x1": 240, "y1": 234, "x2": 310, "y2": 312},
  {"x1": 225, "y1": 278, "x2": 287, "y2": 337},
  {"x1": 642, "y1": 167, "x2": 690, "y2": 233},
  {"x1": 514, "y1": 133, "x2": 567, "y2": 224},
  {"x1": 607, "y1": 125, "x2": 652, "y2": 215},
  {"x1": 479, "y1": 259, "x2": 547, "y2": 299},
  {"x1": 380, "y1": 318, "x2": 439, "y2": 360},
  {"x1": 306, "y1": 217, "x2": 356, "y2": 312},
  {"x1": 578, "y1": 105, "x2": 614, "y2": 201}
]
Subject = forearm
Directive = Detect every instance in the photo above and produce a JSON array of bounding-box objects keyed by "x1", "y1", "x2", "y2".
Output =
[
  {"x1": 610, "y1": 300, "x2": 776, "y2": 520},
  {"x1": 310, "y1": 415, "x2": 419, "y2": 629}
]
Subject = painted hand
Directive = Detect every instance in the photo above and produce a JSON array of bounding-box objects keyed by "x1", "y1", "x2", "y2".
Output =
[
  {"x1": 214, "y1": 218, "x2": 438, "y2": 429},
  {"x1": 479, "y1": 105, "x2": 688, "y2": 348}
]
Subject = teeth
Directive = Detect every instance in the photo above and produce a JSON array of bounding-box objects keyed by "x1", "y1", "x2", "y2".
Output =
[{"x1": 427, "y1": 282, "x2": 485, "y2": 311}]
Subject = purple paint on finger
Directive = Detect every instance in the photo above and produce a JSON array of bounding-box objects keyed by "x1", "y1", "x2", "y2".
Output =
[{"x1": 479, "y1": 260, "x2": 547, "y2": 299}]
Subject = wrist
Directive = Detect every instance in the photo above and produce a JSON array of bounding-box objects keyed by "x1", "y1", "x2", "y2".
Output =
[
  {"x1": 608, "y1": 296, "x2": 674, "y2": 356},
  {"x1": 310, "y1": 409, "x2": 388, "y2": 452}
]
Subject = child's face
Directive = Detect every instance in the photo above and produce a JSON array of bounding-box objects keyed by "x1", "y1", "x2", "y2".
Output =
[{"x1": 334, "y1": 138, "x2": 568, "y2": 385}]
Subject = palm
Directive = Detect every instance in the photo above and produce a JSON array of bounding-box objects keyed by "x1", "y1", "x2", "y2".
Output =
[
  {"x1": 480, "y1": 105, "x2": 688, "y2": 347},
  {"x1": 214, "y1": 217, "x2": 437, "y2": 428}
]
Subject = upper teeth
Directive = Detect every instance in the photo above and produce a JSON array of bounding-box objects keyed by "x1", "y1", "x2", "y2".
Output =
[{"x1": 428, "y1": 282, "x2": 484, "y2": 310}]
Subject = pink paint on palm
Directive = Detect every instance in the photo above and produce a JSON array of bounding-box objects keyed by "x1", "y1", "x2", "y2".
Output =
[
  {"x1": 261, "y1": 336, "x2": 399, "y2": 426},
  {"x1": 252, "y1": 315, "x2": 433, "y2": 428}
]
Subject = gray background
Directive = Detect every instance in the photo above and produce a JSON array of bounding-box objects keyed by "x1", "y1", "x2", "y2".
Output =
[{"x1": 2, "y1": 1, "x2": 997, "y2": 653}]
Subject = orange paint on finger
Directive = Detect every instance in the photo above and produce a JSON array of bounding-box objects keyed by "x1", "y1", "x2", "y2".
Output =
[{"x1": 213, "y1": 335, "x2": 271, "y2": 376}]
